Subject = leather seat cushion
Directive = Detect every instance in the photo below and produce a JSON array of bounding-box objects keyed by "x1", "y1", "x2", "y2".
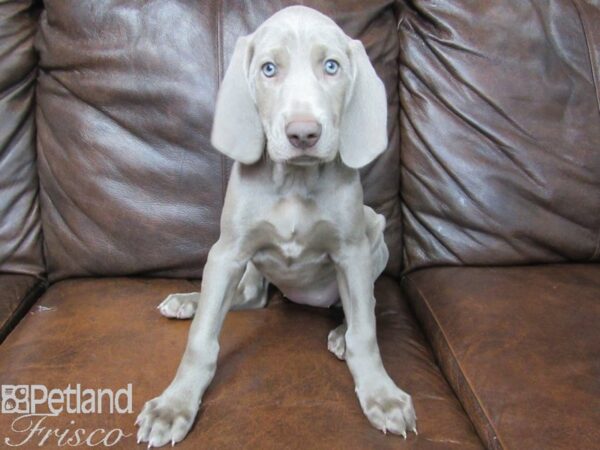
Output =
[
  {"x1": 0, "y1": 276, "x2": 482, "y2": 449},
  {"x1": 403, "y1": 264, "x2": 600, "y2": 450}
]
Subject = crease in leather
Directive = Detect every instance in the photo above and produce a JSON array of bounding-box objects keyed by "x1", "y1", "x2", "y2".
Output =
[
  {"x1": 39, "y1": 76, "x2": 218, "y2": 278},
  {"x1": 36, "y1": 123, "x2": 96, "y2": 255},
  {"x1": 400, "y1": 90, "x2": 489, "y2": 211},
  {"x1": 43, "y1": 70, "x2": 161, "y2": 151},
  {"x1": 412, "y1": 27, "x2": 536, "y2": 145},
  {"x1": 400, "y1": 99, "x2": 534, "y2": 267},
  {"x1": 401, "y1": 198, "x2": 463, "y2": 265},
  {"x1": 399, "y1": 72, "x2": 546, "y2": 264},
  {"x1": 422, "y1": 34, "x2": 483, "y2": 59},
  {"x1": 0, "y1": 83, "x2": 35, "y2": 169},
  {"x1": 404, "y1": 156, "x2": 502, "y2": 253},
  {"x1": 403, "y1": 33, "x2": 543, "y2": 191},
  {"x1": 4, "y1": 198, "x2": 40, "y2": 270},
  {"x1": 36, "y1": 145, "x2": 106, "y2": 279},
  {"x1": 403, "y1": 274, "x2": 505, "y2": 450},
  {"x1": 0, "y1": 64, "x2": 34, "y2": 106}
]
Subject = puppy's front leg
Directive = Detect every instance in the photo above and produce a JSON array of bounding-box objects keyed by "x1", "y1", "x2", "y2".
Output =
[
  {"x1": 334, "y1": 238, "x2": 417, "y2": 437},
  {"x1": 136, "y1": 240, "x2": 246, "y2": 448}
]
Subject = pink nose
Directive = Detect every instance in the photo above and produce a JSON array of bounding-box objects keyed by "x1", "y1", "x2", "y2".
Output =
[{"x1": 285, "y1": 120, "x2": 322, "y2": 149}]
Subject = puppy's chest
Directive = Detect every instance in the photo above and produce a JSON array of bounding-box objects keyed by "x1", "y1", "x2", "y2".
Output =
[{"x1": 249, "y1": 196, "x2": 338, "y2": 265}]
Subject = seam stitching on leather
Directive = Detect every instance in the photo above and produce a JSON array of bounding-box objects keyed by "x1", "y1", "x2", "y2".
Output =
[
  {"x1": 572, "y1": 0, "x2": 600, "y2": 119},
  {"x1": 393, "y1": 3, "x2": 407, "y2": 276},
  {"x1": 33, "y1": 72, "x2": 50, "y2": 279},
  {"x1": 571, "y1": 0, "x2": 600, "y2": 260},
  {"x1": 408, "y1": 276, "x2": 505, "y2": 450}
]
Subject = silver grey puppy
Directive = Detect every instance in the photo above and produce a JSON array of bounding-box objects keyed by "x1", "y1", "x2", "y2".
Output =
[{"x1": 136, "y1": 6, "x2": 417, "y2": 447}]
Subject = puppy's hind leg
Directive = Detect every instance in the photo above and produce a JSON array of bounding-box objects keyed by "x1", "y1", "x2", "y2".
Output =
[
  {"x1": 332, "y1": 209, "x2": 416, "y2": 437},
  {"x1": 327, "y1": 206, "x2": 388, "y2": 359},
  {"x1": 231, "y1": 261, "x2": 269, "y2": 310},
  {"x1": 363, "y1": 205, "x2": 389, "y2": 281},
  {"x1": 157, "y1": 262, "x2": 267, "y2": 319}
]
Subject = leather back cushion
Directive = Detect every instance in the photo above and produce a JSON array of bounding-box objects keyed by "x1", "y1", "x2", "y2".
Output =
[
  {"x1": 0, "y1": 0, "x2": 44, "y2": 277},
  {"x1": 36, "y1": 0, "x2": 402, "y2": 281},
  {"x1": 398, "y1": 0, "x2": 600, "y2": 271}
]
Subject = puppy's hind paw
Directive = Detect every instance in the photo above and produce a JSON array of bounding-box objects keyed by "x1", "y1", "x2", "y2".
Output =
[
  {"x1": 157, "y1": 293, "x2": 200, "y2": 319},
  {"x1": 327, "y1": 322, "x2": 347, "y2": 360}
]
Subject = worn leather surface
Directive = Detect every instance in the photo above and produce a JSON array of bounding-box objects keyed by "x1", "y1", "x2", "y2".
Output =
[
  {"x1": 36, "y1": 0, "x2": 403, "y2": 282},
  {"x1": 403, "y1": 265, "x2": 600, "y2": 450},
  {"x1": 0, "y1": 0, "x2": 44, "y2": 276},
  {"x1": 397, "y1": 0, "x2": 600, "y2": 271},
  {"x1": 0, "y1": 274, "x2": 45, "y2": 343},
  {"x1": 0, "y1": 276, "x2": 482, "y2": 449}
]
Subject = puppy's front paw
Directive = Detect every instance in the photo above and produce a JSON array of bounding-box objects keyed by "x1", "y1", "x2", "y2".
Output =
[
  {"x1": 135, "y1": 394, "x2": 197, "y2": 447},
  {"x1": 157, "y1": 293, "x2": 199, "y2": 319},
  {"x1": 356, "y1": 380, "x2": 417, "y2": 437}
]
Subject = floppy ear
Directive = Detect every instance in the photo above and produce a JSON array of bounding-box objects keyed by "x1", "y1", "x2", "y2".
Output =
[
  {"x1": 339, "y1": 40, "x2": 388, "y2": 169},
  {"x1": 211, "y1": 35, "x2": 265, "y2": 164}
]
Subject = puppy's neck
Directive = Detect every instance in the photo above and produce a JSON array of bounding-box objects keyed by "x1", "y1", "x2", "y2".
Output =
[{"x1": 271, "y1": 161, "x2": 323, "y2": 195}]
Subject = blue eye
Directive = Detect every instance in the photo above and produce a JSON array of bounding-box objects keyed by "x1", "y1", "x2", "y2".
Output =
[
  {"x1": 324, "y1": 59, "x2": 339, "y2": 75},
  {"x1": 261, "y1": 62, "x2": 277, "y2": 78}
]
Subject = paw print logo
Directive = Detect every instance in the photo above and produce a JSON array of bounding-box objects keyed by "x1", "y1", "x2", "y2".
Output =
[{"x1": 1, "y1": 385, "x2": 30, "y2": 414}]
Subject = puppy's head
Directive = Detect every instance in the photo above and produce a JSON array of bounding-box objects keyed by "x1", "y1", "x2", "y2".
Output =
[{"x1": 211, "y1": 6, "x2": 387, "y2": 169}]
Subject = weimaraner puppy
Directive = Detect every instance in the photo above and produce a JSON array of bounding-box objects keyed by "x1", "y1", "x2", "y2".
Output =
[{"x1": 136, "y1": 6, "x2": 417, "y2": 447}]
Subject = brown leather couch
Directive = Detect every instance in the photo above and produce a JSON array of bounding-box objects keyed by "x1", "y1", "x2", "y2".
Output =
[{"x1": 0, "y1": 1, "x2": 598, "y2": 449}]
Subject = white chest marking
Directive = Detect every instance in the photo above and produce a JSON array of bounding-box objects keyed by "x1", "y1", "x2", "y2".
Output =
[{"x1": 280, "y1": 240, "x2": 303, "y2": 260}]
